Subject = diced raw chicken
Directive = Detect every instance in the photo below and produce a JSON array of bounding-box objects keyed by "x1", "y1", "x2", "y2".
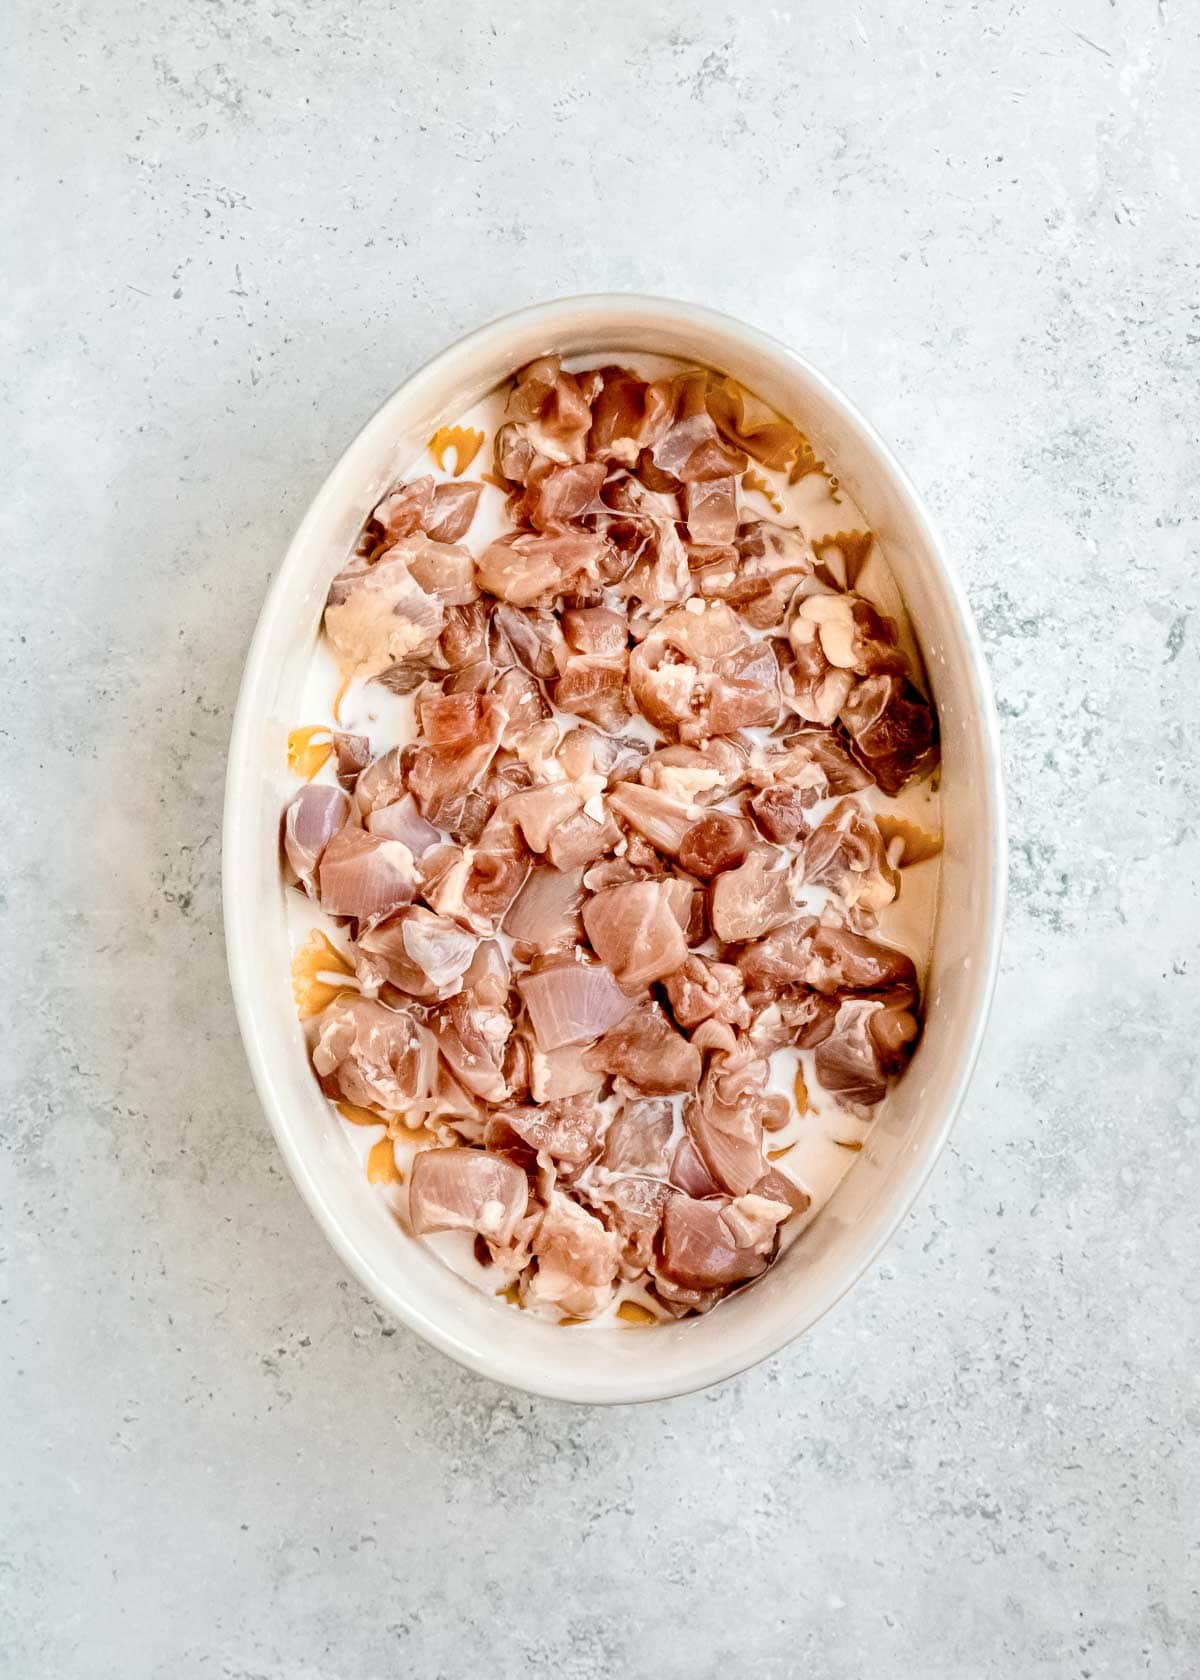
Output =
[
  {"x1": 506, "y1": 356, "x2": 594, "y2": 465},
  {"x1": 499, "y1": 1097, "x2": 603, "y2": 1168},
  {"x1": 709, "y1": 851, "x2": 795, "y2": 943},
  {"x1": 317, "y1": 826, "x2": 418, "y2": 924},
  {"x1": 587, "y1": 366, "x2": 674, "y2": 465},
  {"x1": 433, "y1": 991, "x2": 512, "y2": 1104},
  {"x1": 373, "y1": 476, "x2": 434, "y2": 541},
  {"x1": 685, "y1": 476, "x2": 738, "y2": 545},
  {"x1": 839, "y1": 673, "x2": 938, "y2": 795},
  {"x1": 528, "y1": 1043, "x2": 605, "y2": 1104},
  {"x1": 500, "y1": 781, "x2": 591, "y2": 854},
  {"x1": 587, "y1": 1174, "x2": 673, "y2": 1273},
  {"x1": 561, "y1": 605, "x2": 629, "y2": 658},
  {"x1": 582, "y1": 880, "x2": 689, "y2": 990},
  {"x1": 503, "y1": 865, "x2": 584, "y2": 951},
  {"x1": 553, "y1": 656, "x2": 631, "y2": 731},
  {"x1": 408, "y1": 1147, "x2": 529, "y2": 1245},
  {"x1": 651, "y1": 371, "x2": 748, "y2": 482},
  {"x1": 736, "y1": 918, "x2": 818, "y2": 991},
  {"x1": 804, "y1": 926, "x2": 918, "y2": 996},
  {"x1": 803, "y1": 797, "x2": 898, "y2": 917},
  {"x1": 402, "y1": 534, "x2": 478, "y2": 605},
  {"x1": 366, "y1": 792, "x2": 442, "y2": 854},
  {"x1": 585, "y1": 1003, "x2": 702, "y2": 1095},
  {"x1": 407, "y1": 692, "x2": 507, "y2": 826},
  {"x1": 312, "y1": 995, "x2": 439, "y2": 1114},
  {"x1": 683, "y1": 1057, "x2": 770, "y2": 1196},
  {"x1": 669, "y1": 1135, "x2": 722, "y2": 1198},
  {"x1": 677, "y1": 812, "x2": 753, "y2": 879},
  {"x1": 491, "y1": 604, "x2": 569, "y2": 678},
  {"x1": 546, "y1": 807, "x2": 622, "y2": 872},
  {"x1": 283, "y1": 783, "x2": 351, "y2": 896},
  {"x1": 332, "y1": 732, "x2": 370, "y2": 791},
  {"x1": 324, "y1": 548, "x2": 445, "y2": 679},
  {"x1": 606, "y1": 782, "x2": 701, "y2": 857},
  {"x1": 657, "y1": 1194, "x2": 772, "y2": 1291},
  {"x1": 518, "y1": 959, "x2": 635, "y2": 1051},
  {"x1": 602, "y1": 1097, "x2": 674, "y2": 1175},
  {"x1": 522, "y1": 460, "x2": 606, "y2": 530},
  {"x1": 426, "y1": 480, "x2": 483, "y2": 544},
  {"x1": 526, "y1": 1192, "x2": 621, "y2": 1318},
  {"x1": 718, "y1": 1193, "x2": 793, "y2": 1250},
  {"x1": 663, "y1": 954, "x2": 750, "y2": 1030},
  {"x1": 294, "y1": 353, "x2": 942, "y2": 1322}
]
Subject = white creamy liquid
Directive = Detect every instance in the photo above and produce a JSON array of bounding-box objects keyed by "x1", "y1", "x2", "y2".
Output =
[{"x1": 286, "y1": 357, "x2": 941, "y2": 1324}]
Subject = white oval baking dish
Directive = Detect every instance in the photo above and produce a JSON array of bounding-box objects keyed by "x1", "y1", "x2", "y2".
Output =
[{"x1": 223, "y1": 295, "x2": 1005, "y2": 1403}]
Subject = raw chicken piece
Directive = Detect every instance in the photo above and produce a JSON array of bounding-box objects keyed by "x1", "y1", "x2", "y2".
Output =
[
  {"x1": 500, "y1": 1097, "x2": 604, "y2": 1168},
  {"x1": 491, "y1": 605, "x2": 569, "y2": 678},
  {"x1": 317, "y1": 826, "x2": 418, "y2": 924},
  {"x1": 355, "y1": 744, "x2": 408, "y2": 818},
  {"x1": 639, "y1": 738, "x2": 747, "y2": 804},
  {"x1": 312, "y1": 995, "x2": 438, "y2": 1115},
  {"x1": 401, "y1": 534, "x2": 478, "y2": 605},
  {"x1": 585, "y1": 1003, "x2": 702, "y2": 1095},
  {"x1": 588, "y1": 1175, "x2": 673, "y2": 1272},
  {"x1": 475, "y1": 533, "x2": 561, "y2": 604},
  {"x1": 629, "y1": 600, "x2": 780, "y2": 743},
  {"x1": 606, "y1": 782, "x2": 701, "y2": 858},
  {"x1": 553, "y1": 656, "x2": 631, "y2": 731},
  {"x1": 407, "y1": 692, "x2": 507, "y2": 826},
  {"x1": 748, "y1": 783, "x2": 808, "y2": 845},
  {"x1": 518, "y1": 958, "x2": 635, "y2": 1051},
  {"x1": 545, "y1": 807, "x2": 622, "y2": 872},
  {"x1": 561, "y1": 605, "x2": 629, "y2": 658},
  {"x1": 324, "y1": 547, "x2": 445, "y2": 679},
  {"x1": 587, "y1": 366, "x2": 674, "y2": 465},
  {"x1": 651, "y1": 371, "x2": 748, "y2": 482},
  {"x1": 669, "y1": 1136, "x2": 722, "y2": 1198},
  {"x1": 372, "y1": 476, "x2": 434, "y2": 541},
  {"x1": 521, "y1": 460, "x2": 606, "y2": 530},
  {"x1": 602, "y1": 1097, "x2": 674, "y2": 1175},
  {"x1": 355, "y1": 906, "x2": 475, "y2": 998},
  {"x1": 433, "y1": 991, "x2": 512, "y2": 1104},
  {"x1": 283, "y1": 783, "x2": 351, "y2": 896},
  {"x1": 718, "y1": 1193, "x2": 793, "y2": 1250},
  {"x1": 394, "y1": 906, "x2": 477, "y2": 990},
  {"x1": 426, "y1": 480, "x2": 483, "y2": 544},
  {"x1": 683, "y1": 1056, "x2": 771, "y2": 1196},
  {"x1": 367, "y1": 792, "x2": 442, "y2": 854},
  {"x1": 582, "y1": 880, "x2": 689, "y2": 990},
  {"x1": 839, "y1": 673, "x2": 938, "y2": 795},
  {"x1": 657, "y1": 1194, "x2": 773, "y2": 1291},
  {"x1": 677, "y1": 812, "x2": 753, "y2": 879},
  {"x1": 332, "y1": 732, "x2": 370, "y2": 791},
  {"x1": 736, "y1": 918, "x2": 819, "y2": 991},
  {"x1": 506, "y1": 356, "x2": 594, "y2": 465},
  {"x1": 408, "y1": 1148, "x2": 529, "y2": 1245},
  {"x1": 803, "y1": 797, "x2": 898, "y2": 918},
  {"x1": 804, "y1": 926, "x2": 917, "y2": 996},
  {"x1": 500, "y1": 781, "x2": 592, "y2": 853},
  {"x1": 813, "y1": 1005, "x2": 886, "y2": 1104},
  {"x1": 528, "y1": 1043, "x2": 605, "y2": 1104},
  {"x1": 526, "y1": 1192, "x2": 621, "y2": 1319},
  {"x1": 663, "y1": 954, "x2": 750, "y2": 1031},
  {"x1": 709, "y1": 850, "x2": 795, "y2": 943},
  {"x1": 684, "y1": 476, "x2": 738, "y2": 545},
  {"x1": 503, "y1": 865, "x2": 584, "y2": 952}
]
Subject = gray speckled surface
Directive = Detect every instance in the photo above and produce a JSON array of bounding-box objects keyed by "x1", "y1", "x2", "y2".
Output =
[{"x1": 4, "y1": 2, "x2": 1198, "y2": 1674}]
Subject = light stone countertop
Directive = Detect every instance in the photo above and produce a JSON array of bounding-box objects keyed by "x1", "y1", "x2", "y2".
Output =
[{"x1": 4, "y1": 2, "x2": 1198, "y2": 1675}]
